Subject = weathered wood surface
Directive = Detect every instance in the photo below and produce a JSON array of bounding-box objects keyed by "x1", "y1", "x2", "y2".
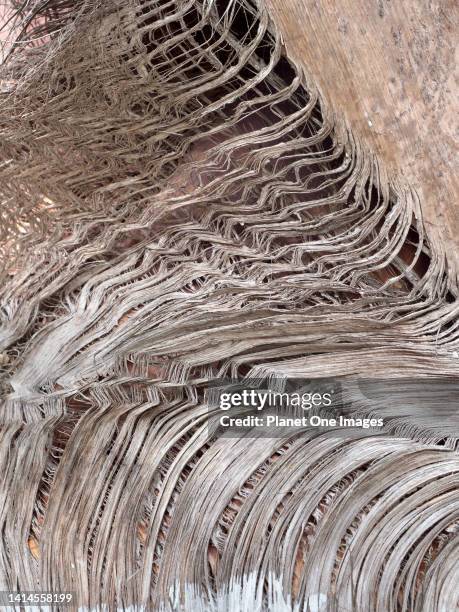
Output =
[{"x1": 266, "y1": 0, "x2": 458, "y2": 274}]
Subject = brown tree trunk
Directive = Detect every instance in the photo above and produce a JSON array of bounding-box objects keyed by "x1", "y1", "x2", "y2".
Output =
[{"x1": 267, "y1": 0, "x2": 459, "y2": 276}]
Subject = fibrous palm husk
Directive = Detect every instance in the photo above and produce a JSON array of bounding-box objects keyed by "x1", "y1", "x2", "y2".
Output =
[{"x1": 0, "y1": 1, "x2": 458, "y2": 610}]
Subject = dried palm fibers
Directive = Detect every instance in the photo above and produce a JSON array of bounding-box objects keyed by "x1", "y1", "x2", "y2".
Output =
[{"x1": 0, "y1": 0, "x2": 458, "y2": 610}]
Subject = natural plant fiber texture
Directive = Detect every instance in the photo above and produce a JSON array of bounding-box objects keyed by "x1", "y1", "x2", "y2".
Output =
[{"x1": 0, "y1": 0, "x2": 458, "y2": 610}]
